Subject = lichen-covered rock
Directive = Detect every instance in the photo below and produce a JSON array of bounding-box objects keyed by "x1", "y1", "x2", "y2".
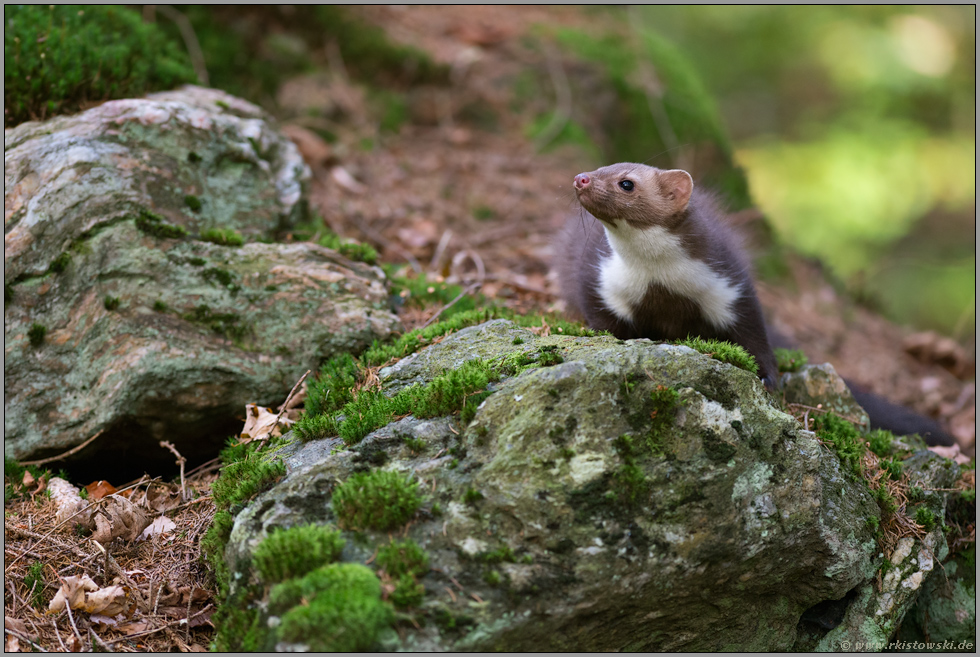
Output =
[
  {"x1": 221, "y1": 320, "x2": 961, "y2": 651},
  {"x1": 3, "y1": 86, "x2": 401, "y2": 467},
  {"x1": 781, "y1": 363, "x2": 871, "y2": 431}
]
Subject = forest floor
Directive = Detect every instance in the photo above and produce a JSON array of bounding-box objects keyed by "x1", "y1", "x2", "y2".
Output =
[{"x1": 3, "y1": 5, "x2": 974, "y2": 653}]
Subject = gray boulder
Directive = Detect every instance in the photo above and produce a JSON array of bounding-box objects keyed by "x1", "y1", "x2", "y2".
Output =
[
  {"x1": 3, "y1": 86, "x2": 401, "y2": 468},
  {"x1": 222, "y1": 320, "x2": 958, "y2": 651}
]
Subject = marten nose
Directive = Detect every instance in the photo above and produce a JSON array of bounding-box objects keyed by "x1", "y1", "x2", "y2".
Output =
[{"x1": 573, "y1": 173, "x2": 591, "y2": 189}]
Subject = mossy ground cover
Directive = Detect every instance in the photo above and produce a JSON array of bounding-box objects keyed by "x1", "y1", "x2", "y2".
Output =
[{"x1": 3, "y1": 5, "x2": 196, "y2": 127}]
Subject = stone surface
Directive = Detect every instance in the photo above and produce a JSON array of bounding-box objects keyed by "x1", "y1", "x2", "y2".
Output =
[
  {"x1": 3, "y1": 86, "x2": 401, "y2": 469},
  {"x1": 221, "y1": 320, "x2": 957, "y2": 651}
]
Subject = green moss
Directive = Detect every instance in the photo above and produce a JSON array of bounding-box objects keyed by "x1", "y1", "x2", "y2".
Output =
[
  {"x1": 376, "y1": 539, "x2": 429, "y2": 578},
  {"x1": 608, "y1": 435, "x2": 650, "y2": 508},
  {"x1": 188, "y1": 151, "x2": 203, "y2": 164},
  {"x1": 332, "y1": 470, "x2": 422, "y2": 532},
  {"x1": 317, "y1": 231, "x2": 378, "y2": 265},
  {"x1": 410, "y1": 359, "x2": 500, "y2": 418},
  {"x1": 253, "y1": 525, "x2": 345, "y2": 584},
  {"x1": 49, "y1": 251, "x2": 71, "y2": 274},
  {"x1": 872, "y1": 483, "x2": 898, "y2": 515},
  {"x1": 202, "y1": 267, "x2": 237, "y2": 289},
  {"x1": 472, "y1": 205, "x2": 496, "y2": 221},
  {"x1": 401, "y1": 434, "x2": 426, "y2": 454},
  {"x1": 673, "y1": 336, "x2": 758, "y2": 375},
  {"x1": 27, "y1": 323, "x2": 47, "y2": 347},
  {"x1": 270, "y1": 562, "x2": 394, "y2": 651},
  {"x1": 463, "y1": 488, "x2": 484, "y2": 505},
  {"x1": 646, "y1": 385, "x2": 680, "y2": 455},
  {"x1": 813, "y1": 414, "x2": 865, "y2": 477},
  {"x1": 391, "y1": 573, "x2": 425, "y2": 608},
  {"x1": 24, "y1": 561, "x2": 46, "y2": 609},
  {"x1": 184, "y1": 195, "x2": 203, "y2": 212},
  {"x1": 914, "y1": 507, "x2": 938, "y2": 532},
  {"x1": 475, "y1": 546, "x2": 515, "y2": 564},
  {"x1": 183, "y1": 304, "x2": 249, "y2": 343},
  {"x1": 200, "y1": 510, "x2": 235, "y2": 597},
  {"x1": 460, "y1": 390, "x2": 494, "y2": 425},
  {"x1": 867, "y1": 429, "x2": 896, "y2": 458},
  {"x1": 305, "y1": 353, "x2": 361, "y2": 416},
  {"x1": 774, "y1": 348, "x2": 808, "y2": 373},
  {"x1": 200, "y1": 228, "x2": 244, "y2": 247},
  {"x1": 4, "y1": 282, "x2": 13, "y2": 303},
  {"x1": 880, "y1": 457, "x2": 904, "y2": 481},
  {"x1": 211, "y1": 452, "x2": 286, "y2": 512},
  {"x1": 103, "y1": 295, "x2": 120, "y2": 311},
  {"x1": 483, "y1": 570, "x2": 502, "y2": 586},
  {"x1": 152, "y1": 300, "x2": 169, "y2": 312},
  {"x1": 295, "y1": 412, "x2": 339, "y2": 442},
  {"x1": 3, "y1": 5, "x2": 195, "y2": 127},
  {"x1": 135, "y1": 209, "x2": 187, "y2": 239}
]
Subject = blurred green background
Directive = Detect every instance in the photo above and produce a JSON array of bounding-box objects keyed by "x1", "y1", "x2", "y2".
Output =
[
  {"x1": 6, "y1": 5, "x2": 973, "y2": 339},
  {"x1": 631, "y1": 5, "x2": 975, "y2": 339}
]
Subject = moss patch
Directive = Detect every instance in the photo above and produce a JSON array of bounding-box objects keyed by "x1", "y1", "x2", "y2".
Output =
[
  {"x1": 135, "y1": 209, "x2": 187, "y2": 239},
  {"x1": 774, "y1": 348, "x2": 808, "y2": 373},
  {"x1": 3, "y1": 5, "x2": 195, "y2": 127},
  {"x1": 331, "y1": 470, "x2": 422, "y2": 531},
  {"x1": 200, "y1": 228, "x2": 244, "y2": 246},
  {"x1": 252, "y1": 525, "x2": 345, "y2": 584},
  {"x1": 27, "y1": 323, "x2": 47, "y2": 347},
  {"x1": 269, "y1": 563, "x2": 393, "y2": 651},
  {"x1": 673, "y1": 336, "x2": 758, "y2": 375}
]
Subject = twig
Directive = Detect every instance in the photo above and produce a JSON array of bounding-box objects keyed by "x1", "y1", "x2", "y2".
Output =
[
  {"x1": 63, "y1": 597, "x2": 84, "y2": 649},
  {"x1": 89, "y1": 627, "x2": 114, "y2": 653},
  {"x1": 20, "y1": 430, "x2": 104, "y2": 466},
  {"x1": 52, "y1": 618, "x2": 68, "y2": 652},
  {"x1": 4, "y1": 628, "x2": 49, "y2": 652},
  {"x1": 102, "y1": 604, "x2": 214, "y2": 646},
  {"x1": 155, "y1": 5, "x2": 209, "y2": 86},
  {"x1": 275, "y1": 369, "x2": 311, "y2": 432},
  {"x1": 429, "y1": 229, "x2": 454, "y2": 272},
  {"x1": 420, "y1": 283, "x2": 482, "y2": 330},
  {"x1": 449, "y1": 248, "x2": 486, "y2": 285},
  {"x1": 159, "y1": 441, "x2": 188, "y2": 502}
]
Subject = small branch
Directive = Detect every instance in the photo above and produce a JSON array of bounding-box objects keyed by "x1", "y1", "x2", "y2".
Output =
[
  {"x1": 20, "y1": 430, "x2": 104, "y2": 467},
  {"x1": 102, "y1": 604, "x2": 214, "y2": 646},
  {"x1": 420, "y1": 283, "x2": 482, "y2": 330},
  {"x1": 3, "y1": 628, "x2": 49, "y2": 652},
  {"x1": 63, "y1": 598, "x2": 84, "y2": 649},
  {"x1": 159, "y1": 441, "x2": 187, "y2": 502},
  {"x1": 275, "y1": 369, "x2": 311, "y2": 431}
]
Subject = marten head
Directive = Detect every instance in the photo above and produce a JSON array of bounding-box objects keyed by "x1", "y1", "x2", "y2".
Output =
[{"x1": 573, "y1": 163, "x2": 693, "y2": 230}]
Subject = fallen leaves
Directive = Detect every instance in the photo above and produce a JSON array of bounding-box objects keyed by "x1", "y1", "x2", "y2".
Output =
[
  {"x1": 48, "y1": 575, "x2": 134, "y2": 617},
  {"x1": 239, "y1": 403, "x2": 295, "y2": 443}
]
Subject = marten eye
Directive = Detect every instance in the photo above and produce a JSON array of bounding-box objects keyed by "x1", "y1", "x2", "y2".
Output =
[{"x1": 618, "y1": 180, "x2": 634, "y2": 192}]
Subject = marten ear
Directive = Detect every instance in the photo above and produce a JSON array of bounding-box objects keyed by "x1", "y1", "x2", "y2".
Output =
[{"x1": 660, "y1": 169, "x2": 693, "y2": 211}]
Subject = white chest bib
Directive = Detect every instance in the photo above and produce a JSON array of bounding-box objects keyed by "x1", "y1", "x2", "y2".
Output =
[{"x1": 597, "y1": 222, "x2": 741, "y2": 330}]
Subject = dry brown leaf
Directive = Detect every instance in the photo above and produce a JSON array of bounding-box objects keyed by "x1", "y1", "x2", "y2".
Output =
[
  {"x1": 330, "y1": 165, "x2": 366, "y2": 194},
  {"x1": 240, "y1": 403, "x2": 293, "y2": 443},
  {"x1": 5, "y1": 634, "x2": 19, "y2": 652},
  {"x1": 21, "y1": 470, "x2": 34, "y2": 487},
  {"x1": 69, "y1": 634, "x2": 83, "y2": 652},
  {"x1": 92, "y1": 495, "x2": 151, "y2": 544},
  {"x1": 48, "y1": 575, "x2": 99, "y2": 614},
  {"x1": 115, "y1": 620, "x2": 150, "y2": 635},
  {"x1": 281, "y1": 124, "x2": 333, "y2": 167},
  {"x1": 5, "y1": 616, "x2": 28, "y2": 634},
  {"x1": 31, "y1": 475, "x2": 47, "y2": 496},
  {"x1": 178, "y1": 586, "x2": 210, "y2": 604},
  {"x1": 85, "y1": 480, "x2": 117, "y2": 501},
  {"x1": 145, "y1": 484, "x2": 181, "y2": 513},
  {"x1": 138, "y1": 515, "x2": 177, "y2": 541},
  {"x1": 188, "y1": 644, "x2": 208, "y2": 652}
]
